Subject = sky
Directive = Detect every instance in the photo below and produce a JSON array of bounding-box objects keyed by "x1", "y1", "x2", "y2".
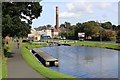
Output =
[{"x1": 31, "y1": 0, "x2": 119, "y2": 28}]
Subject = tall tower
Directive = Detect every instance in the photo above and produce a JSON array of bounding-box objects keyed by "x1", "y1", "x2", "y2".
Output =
[{"x1": 55, "y1": 6, "x2": 59, "y2": 31}]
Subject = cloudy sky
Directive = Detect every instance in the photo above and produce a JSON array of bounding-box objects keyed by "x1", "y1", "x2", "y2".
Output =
[{"x1": 32, "y1": 0, "x2": 119, "y2": 28}]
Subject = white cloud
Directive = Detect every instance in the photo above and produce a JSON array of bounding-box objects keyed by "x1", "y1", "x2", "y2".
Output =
[
  {"x1": 59, "y1": 2, "x2": 113, "y2": 18},
  {"x1": 66, "y1": 2, "x2": 93, "y2": 13},
  {"x1": 60, "y1": 12, "x2": 81, "y2": 18},
  {"x1": 42, "y1": 0, "x2": 119, "y2": 2},
  {"x1": 96, "y1": 2, "x2": 112, "y2": 9},
  {"x1": 60, "y1": 2, "x2": 93, "y2": 18},
  {"x1": 66, "y1": 3, "x2": 75, "y2": 11}
]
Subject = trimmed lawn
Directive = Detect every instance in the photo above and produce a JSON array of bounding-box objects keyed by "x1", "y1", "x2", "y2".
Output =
[{"x1": 69, "y1": 41, "x2": 120, "y2": 50}]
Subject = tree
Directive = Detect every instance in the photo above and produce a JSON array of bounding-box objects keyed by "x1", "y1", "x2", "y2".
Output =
[
  {"x1": 101, "y1": 29, "x2": 116, "y2": 41},
  {"x1": 2, "y1": 2, "x2": 42, "y2": 38},
  {"x1": 59, "y1": 24, "x2": 66, "y2": 35},
  {"x1": 82, "y1": 21, "x2": 100, "y2": 38},
  {"x1": 46, "y1": 24, "x2": 52, "y2": 29},
  {"x1": 74, "y1": 23, "x2": 83, "y2": 39},
  {"x1": 112, "y1": 25, "x2": 117, "y2": 31},
  {"x1": 117, "y1": 31, "x2": 120, "y2": 38},
  {"x1": 101, "y1": 21, "x2": 112, "y2": 29},
  {"x1": 117, "y1": 25, "x2": 120, "y2": 30}
]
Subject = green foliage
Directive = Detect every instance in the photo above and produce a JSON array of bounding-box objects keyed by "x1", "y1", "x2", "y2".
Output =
[
  {"x1": 2, "y1": 2, "x2": 42, "y2": 37},
  {"x1": 3, "y1": 41, "x2": 14, "y2": 57},
  {"x1": 59, "y1": 21, "x2": 117, "y2": 41},
  {"x1": 118, "y1": 31, "x2": 120, "y2": 37},
  {"x1": 82, "y1": 21, "x2": 100, "y2": 37},
  {"x1": 2, "y1": 56, "x2": 7, "y2": 79},
  {"x1": 101, "y1": 29, "x2": 116, "y2": 41},
  {"x1": 101, "y1": 21, "x2": 112, "y2": 29},
  {"x1": 2, "y1": 41, "x2": 14, "y2": 79}
]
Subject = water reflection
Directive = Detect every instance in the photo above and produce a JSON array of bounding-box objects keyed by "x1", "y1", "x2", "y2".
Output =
[{"x1": 39, "y1": 46, "x2": 118, "y2": 78}]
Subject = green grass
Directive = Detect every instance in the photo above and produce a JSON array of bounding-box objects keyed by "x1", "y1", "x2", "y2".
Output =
[
  {"x1": 22, "y1": 42, "x2": 48, "y2": 49},
  {"x1": 2, "y1": 55, "x2": 7, "y2": 79},
  {"x1": 69, "y1": 41, "x2": 120, "y2": 50},
  {"x1": 20, "y1": 42, "x2": 78, "y2": 79},
  {"x1": 2, "y1": 41, "x2": 14, "y2": 79}
]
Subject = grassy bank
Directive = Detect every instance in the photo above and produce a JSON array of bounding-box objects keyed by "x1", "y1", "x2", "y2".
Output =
[
  {"x1": 2, "y1": 55, "x2": 7, "y2": 79},
  {"x1": 69, "y1": 41, "x2": 120, "y2": 50},
  {"x1": 21, "y1": 42, "x2": 76, "y2": 79},
  {"x1": 2, "y1": 41, "x2": 14, "y2": 79},
  {"x1": 47, "y1": 39, "x2": 120, "y2": 50}
]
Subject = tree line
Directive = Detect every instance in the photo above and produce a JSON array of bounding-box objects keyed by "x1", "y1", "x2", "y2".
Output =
[
  {"x1": 59, "y1": 21, "x2": 120, "y2": 41},
  {"x1": 35, "y1": 21, "x2": 120, "y2": 41}
]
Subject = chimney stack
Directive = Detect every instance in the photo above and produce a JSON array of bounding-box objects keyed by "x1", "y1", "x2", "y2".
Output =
[{"x1": 56, "y1": 6, "x2": 59, "y2": 31}]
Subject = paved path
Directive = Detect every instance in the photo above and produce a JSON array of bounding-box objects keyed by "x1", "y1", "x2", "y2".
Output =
[{"x1": 7, "y1": 44, "x2": 45, "y2": 78}]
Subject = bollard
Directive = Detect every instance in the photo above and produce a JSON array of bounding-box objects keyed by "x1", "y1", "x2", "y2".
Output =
[
  {"x1": 54, "y1": 61, "x2": 58, "y2": 66},
  {"x1": 45, "y1": 61, "x2": 50, "y2": 66}
]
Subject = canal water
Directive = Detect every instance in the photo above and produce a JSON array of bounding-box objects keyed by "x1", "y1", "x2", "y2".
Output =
[{"x1": 39, "y1": 46, "x2": 118, "y2": 78}]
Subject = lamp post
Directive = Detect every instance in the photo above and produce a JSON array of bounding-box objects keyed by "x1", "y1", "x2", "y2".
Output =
[{"x1": 99, "y1": 20, "x2": 102, "y2": 43}]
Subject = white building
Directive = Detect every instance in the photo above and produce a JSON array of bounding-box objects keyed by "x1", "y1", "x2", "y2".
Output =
[
  {"x1": 40, "y1": 29, "x2": 52, "y2": 38},
  {"x1": 28, "y1": 29, "x2": 53, "y2": 41},
  {"x1": 28, "y1": 29, "x2": 41, "y2": 41}
]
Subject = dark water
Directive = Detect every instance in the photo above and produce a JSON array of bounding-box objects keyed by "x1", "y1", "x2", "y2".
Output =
[{"x1": 39, "y1": 46, "x2": 118, "y2": 78}]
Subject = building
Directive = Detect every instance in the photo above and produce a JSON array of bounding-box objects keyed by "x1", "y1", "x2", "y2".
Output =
[
  {"x1": 40, "y1": 29, "x2": 52, "y2": 38},
  {"x1": 28, "y1": 6, "x2": 59, "y2": 41},
  {"x1": 28, "y1": 29, "x2": 41, "y2": 41}
]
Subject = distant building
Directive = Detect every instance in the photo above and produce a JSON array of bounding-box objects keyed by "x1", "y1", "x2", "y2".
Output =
[
  {"x1": 51, "y1": 28, "x2": 59, "y2": 38},
  {"x1": 40, "y1": 29, "x2": 52, "y2": 38},
  {"x1": 28, "y1": 29, "x2": 41, "y2": 41},
  {"x1": 28, "y1": 6, "x2": 59, "y2": 40}
]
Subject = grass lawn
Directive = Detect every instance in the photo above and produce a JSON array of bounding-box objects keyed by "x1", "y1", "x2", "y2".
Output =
[
  {"x1": 47, "y1": 39, "x2": 120, "y2": 50},
  {"x1": 69, "y1": 41, "x2": 120, "y2": 50},
  {"x1": 2, "y1": 41, "x2": 14, "y2": 79},
  {"x1": 21, "y1": 42, "x2": 79, "y2": 79}
]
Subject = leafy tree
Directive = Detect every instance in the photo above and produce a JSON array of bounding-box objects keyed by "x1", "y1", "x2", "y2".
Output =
[
  {"x1": 65, "y1": 22, "x2": 71, "y2": 29},
  {"x1": 59, "y1": 20, "x2": 117, "y2": 41},
  {"x1": 74, "y1": 23, "x2": 83, "y2": 39},
  {"x1": 117, "y1": 25, "x2": 120, "y2": 30},
  {"x1": 112, "y1": 25, "x2": 117, "y2": 31},
  {"x1": 117, "y1": 31, "x2": 120, "y2": 38},
  {"x1": 82, "y1": 21, "x2": 100, "y2": 38},
  {"x1": 46, "y1": 24, "x2": 52, "y2": 29},
  {"x1": 2, "y1": 2, "x2": 42, "y2": 38},
  {"x1": 101, "y1": 29, "x2": 116, "y2": 41},
  {"x1": 59, "y1": 24, "x2": 66, "y2": 33},
  {"x1": 101, "y1": 21, "x2": 112, "y2": 29}
]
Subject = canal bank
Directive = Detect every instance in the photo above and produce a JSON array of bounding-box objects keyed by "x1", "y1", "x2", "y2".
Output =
[
  {"x1": 68, "y1": 41, "x2": 120, "y2": 51},
  {"x1": 20, "y1": 41, "x2": 119, "y2": 79},
  {"x1": 21, "y1": 42, "x2": 76, "y2": 79}
]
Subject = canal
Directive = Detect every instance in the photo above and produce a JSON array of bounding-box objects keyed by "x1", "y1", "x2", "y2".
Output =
[{"x1": 39, "y1": 46, "x2": 118, "y2": 78}]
